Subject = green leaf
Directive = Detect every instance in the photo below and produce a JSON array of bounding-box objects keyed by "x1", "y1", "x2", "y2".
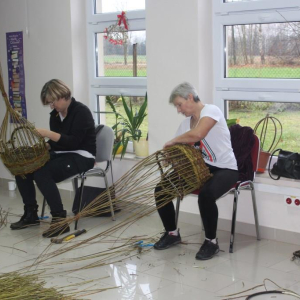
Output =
[
  {"x1": 121, "y1": 95, "x2": 133, "y2": 125},
  {"x1": 112, "y1": 140, "x2": 122, "y2": 159}
]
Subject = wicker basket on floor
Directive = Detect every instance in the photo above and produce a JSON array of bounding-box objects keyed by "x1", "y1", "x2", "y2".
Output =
[{"x1": 0, "y1": 65, "x2": 49, "y2": 177}]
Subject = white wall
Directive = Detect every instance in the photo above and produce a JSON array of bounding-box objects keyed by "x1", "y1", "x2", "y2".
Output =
[
  {"x1": 146, "y1": 0, "x2": 213, "y2": 153},
  {"x1": 70, "y1": 0, "x2": 89, "y2": 106},
  {"x1": 0, "y1": 0, "x2": 80, "y2": 179}
]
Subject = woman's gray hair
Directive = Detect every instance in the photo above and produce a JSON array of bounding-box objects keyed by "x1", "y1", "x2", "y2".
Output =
[{"x1": 169, "y1": 82, "x2": 200, "y2": 104}]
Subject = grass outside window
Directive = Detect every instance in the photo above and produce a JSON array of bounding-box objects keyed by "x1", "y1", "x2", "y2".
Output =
[{"x1": 228, "y1": 103, "x2": 300, "y2": 153}]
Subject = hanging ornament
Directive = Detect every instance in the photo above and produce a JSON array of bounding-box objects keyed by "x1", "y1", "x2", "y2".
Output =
[{"x1": 104, "y1": 11, "x2": 129, "y2": 46}]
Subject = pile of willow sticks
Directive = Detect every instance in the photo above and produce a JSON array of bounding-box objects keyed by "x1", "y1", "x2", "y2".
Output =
[
  {"x1": 1, "y1": 144, "x2": 211, "y2": 299},
  {"x1": 34, "y1": 144, "x2": 212, "y2": 260}
]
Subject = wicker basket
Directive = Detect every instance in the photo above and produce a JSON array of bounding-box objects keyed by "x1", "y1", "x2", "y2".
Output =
[
  {"x1": 0, "y1": 64, "x2": 50, "y2": 176},
  {"x1": 0, "y1": 126, "x2": 50, "y2": 176},
  {"x1": 156, "y1": 144, "x2": 212, "y2": 195}
]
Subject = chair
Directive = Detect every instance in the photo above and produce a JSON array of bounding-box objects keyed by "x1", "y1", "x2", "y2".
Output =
[
  {"x1": 41, "y1": 124, "x2": 116, "y2": 230},
  {"x1": 174, "y1": 126, "x2": 261, "y2": 253}
]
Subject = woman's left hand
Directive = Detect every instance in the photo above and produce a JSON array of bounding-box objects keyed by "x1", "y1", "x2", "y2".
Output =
[{"x1": 36, "y1": 128, "x2": 61, "y2": 142}]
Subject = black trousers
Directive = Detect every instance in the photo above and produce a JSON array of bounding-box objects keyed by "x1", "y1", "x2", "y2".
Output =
[
  {"x1": 155, "y1": 164, "x2": 239, "y2": 239},
  {"x1": 15, "y1": 152, "x2": 95, "y2": 213}
]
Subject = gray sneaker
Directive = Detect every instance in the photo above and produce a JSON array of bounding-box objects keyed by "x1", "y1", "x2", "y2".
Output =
[
  {"x1": 154, "y1": 231, "x2": 181, "y2": 250},
  {"x1": 196, "y1": 239, "x2": 219, "y2": 260}
]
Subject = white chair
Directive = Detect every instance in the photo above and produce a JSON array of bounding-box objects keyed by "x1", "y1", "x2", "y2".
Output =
[{"x1": 41, "y1": 125, "x2": 116, "y2": 230}]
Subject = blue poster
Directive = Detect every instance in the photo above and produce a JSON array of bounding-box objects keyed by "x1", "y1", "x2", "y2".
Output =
[{"x1": 6, "y1": 31, "x2": 27, "y2": 119}]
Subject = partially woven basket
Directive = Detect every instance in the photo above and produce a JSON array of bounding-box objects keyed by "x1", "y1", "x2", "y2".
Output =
[
  {"x1": 0, "y1": 64, "x2": 49, "y2": 176},
  {"x1": 156, "y1": 144, "x2": 212, "y2": 197}
]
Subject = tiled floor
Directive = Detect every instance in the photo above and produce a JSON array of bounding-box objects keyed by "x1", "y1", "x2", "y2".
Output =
[{"x1": 1, "y1": 186, "x2": 300, "y2": 299}]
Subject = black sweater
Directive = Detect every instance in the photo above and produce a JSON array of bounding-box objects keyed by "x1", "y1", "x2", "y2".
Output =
[{"x1": 48, "y1": 98, "x2": 96, "y2": 156}]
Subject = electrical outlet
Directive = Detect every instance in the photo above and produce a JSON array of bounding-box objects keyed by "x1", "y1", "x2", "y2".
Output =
[{"x1": 284, "y1": 195, "x2": 300, "y2": 208}]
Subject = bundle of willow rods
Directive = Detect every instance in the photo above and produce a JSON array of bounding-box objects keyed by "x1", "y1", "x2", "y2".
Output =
[
  {"x1": 0, "y1": 271, "x2": 115, "y2": 300},
  {"x1": 1, "y1": 145, "x2": 211, "y2": 299},
  {"x1": 0, "y1": 63, "x2": 49, "y2": 176},
  {"x1": 34, "y1": 144, "x2": 212, "y2": 264}
]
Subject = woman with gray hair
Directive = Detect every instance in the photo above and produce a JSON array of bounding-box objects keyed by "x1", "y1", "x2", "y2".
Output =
[
  {"x1": 10, "y1": 79, "x2": 96, "y2": 238},
  {"x1": 154, "y1": 82, "x2": 238, "y2": 260}
]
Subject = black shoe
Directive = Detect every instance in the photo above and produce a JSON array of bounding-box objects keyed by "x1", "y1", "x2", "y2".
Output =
[
  {"x1": 42, "y1": 210, "x2": 70, "y2": 238},
  {"x1": 196, "y1": 239, "x2": 219, "y2": 260},
  {"x1": 10, "y1": 205, "x2": 40, "y2": 230},
  {"x1": 154, "y1": 231, "x2": 181, "y2": 250}
]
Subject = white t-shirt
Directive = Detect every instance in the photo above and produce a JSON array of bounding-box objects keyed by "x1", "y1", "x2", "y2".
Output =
[{"x1": 175, "y1": 104, "x2": 237, "y2": 170}]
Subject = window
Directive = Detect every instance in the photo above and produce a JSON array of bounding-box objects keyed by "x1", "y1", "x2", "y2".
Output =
[
  {"x1": 226, "y1": 100, "x2": 300, "y2": 152},
  {"x1": 96, "y1": 95, "x2": 148, "y2": 138},
  {"x1": 95, "y1": 0, "x2": 145, "y2": 14},
  {"x1": 225, "y1": 22, "x2": 300, "y2": 79},
  {"x1": 224, "y1": 0, "x2": 264, "y2": 3},
  {"x1": 213, "y1": 0, "x2": 300, "y2": 153},
  {"x1": 86, "y1": 0, "x2": 147, "y2": 130},
  {"x1": 96, "y1": 30, "x2": 146, "y2": 77}
]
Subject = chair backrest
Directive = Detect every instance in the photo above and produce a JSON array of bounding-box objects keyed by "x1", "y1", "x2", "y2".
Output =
[{"x1": 95, "y1": 125, "x2": 114, "y2": 163}]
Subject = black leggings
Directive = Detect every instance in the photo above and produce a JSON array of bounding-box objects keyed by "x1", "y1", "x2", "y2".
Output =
[
  {"x1": 155, "y1": 164, "x2": 239, "y2": 239},
  {"x1": 16, "y1": 152, "x2": 95, "y2": 213}
]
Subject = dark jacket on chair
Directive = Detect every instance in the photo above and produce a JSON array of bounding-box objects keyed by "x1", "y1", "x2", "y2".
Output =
[{"x1": 230, "y1": 124, "x2": 255, "y2": 182}]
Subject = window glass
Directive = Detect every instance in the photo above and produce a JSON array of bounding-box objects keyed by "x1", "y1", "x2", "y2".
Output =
[
  {"x1": 96, "y1": 30, "x2": 146, "y2": 77},
  {"x1": 95, "y1": 0, "x2": 145, "y2": 14},
  {"x1": 224, "y1": 0, "x2": 266, "y2": 2},
  {"x1": 96, "y1": 95, "x2": 148, "y2": 139},
  {"x1": 225, "y1": 22, "x2": 300, "y2": 78},
  {"x1": 226, "y1": 100, "x2": 300, "y2": 152}
]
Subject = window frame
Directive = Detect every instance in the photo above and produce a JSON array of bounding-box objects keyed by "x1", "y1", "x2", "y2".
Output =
[
  {"x1": 213, "y1": 0, "x2": 300, "y2": 110},
  {"x1": 213, "y1": 0, "x2": 300, "y2": 166},
  {"x1": 86, "y1": 0, "x2": 147, "y2": 121}
]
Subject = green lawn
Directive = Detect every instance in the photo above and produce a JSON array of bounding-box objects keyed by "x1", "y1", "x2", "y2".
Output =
[
  {"x1": 104, "y1": 69, "x2": 147, "y2": 77},
  {"x1": 104, "y1": 55, "x2": 147, "y2": 64},
  {"x1": 229, "y1": 110, "x2": 300, "y2": 153},
  {"x1": 228, "y1": 67, "x2": 300, "y2": 78}
]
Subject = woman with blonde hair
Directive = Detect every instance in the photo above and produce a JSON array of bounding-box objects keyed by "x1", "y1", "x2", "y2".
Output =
[{"x1": 10, "y1": 79, "x2": 96, "y2": 238}]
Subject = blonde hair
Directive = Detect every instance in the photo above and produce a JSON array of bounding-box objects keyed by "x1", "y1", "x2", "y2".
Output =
[{"x1": 40, "y1": 79, "x2": 71, "y2": 104}]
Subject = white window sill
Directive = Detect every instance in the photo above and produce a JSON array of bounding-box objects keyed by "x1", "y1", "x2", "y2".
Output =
[
  {"x1": 113, "y1": 153, "x2": 143, "y2": 161},
  {"x1": 255, "y1": 171, "x2": 300, "y2": 196}
]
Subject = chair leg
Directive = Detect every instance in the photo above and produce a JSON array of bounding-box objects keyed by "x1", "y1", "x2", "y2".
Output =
[
  {"x1": 41, "y1": 197, "x2": 47, "y2": 219},
  {"x1": 109, "y1": 160, "x2": 114, "y2": 185},
  {"x1": 72, "y1": 177, "x2": 79, "y2": 193},
  {"x1": 175, "y1": 196, "x2": 181, "y2": 228},
  {"x1": 250, "y1": 181, "x2": 261, "y2": 241},
  {"x1": 74, "y1": 175, "x2": 85, "y2": 230},
  {"x1": 230, "y1": 189, "x2": 239, "y2": 253},
  {"x1": 104, "y1": 173, "x2": 115, "y2": 221}
]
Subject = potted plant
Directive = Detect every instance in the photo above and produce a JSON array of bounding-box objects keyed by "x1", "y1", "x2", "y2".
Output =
[
  {"x1": 226, "y1": 118, "x2": 239, "y2": 128},
  {"x1": 101, "y1": 94, "x2": 148, "y2": 158},
  {"x1": 254, "y1": 114, "x2": 282, "y2": 172}
]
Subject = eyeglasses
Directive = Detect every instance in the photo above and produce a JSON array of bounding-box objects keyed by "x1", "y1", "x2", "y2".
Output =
[{"x1": 46, "y1": 99, "x2": 57, "y2": 107}]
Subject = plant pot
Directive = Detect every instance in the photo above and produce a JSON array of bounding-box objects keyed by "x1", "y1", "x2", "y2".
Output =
[
  {"x1": 133, "y1": 139, "x2": 149, "y2": 158},
  {"x1": 115, "y1": 145, "x2": 123, "y2": 155},
  {"x1": 257, "y1": 150, "x2": 271, "y2": 173}
]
